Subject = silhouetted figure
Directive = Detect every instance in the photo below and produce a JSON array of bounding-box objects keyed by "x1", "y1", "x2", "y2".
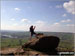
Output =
[{"x1": 30, "y1": 25, "x2": 36, "y2": 40}]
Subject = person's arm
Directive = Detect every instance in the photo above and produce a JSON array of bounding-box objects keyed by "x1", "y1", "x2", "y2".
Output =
[{"x1": 34, "y1": 26, "x2": 36, "y2": 29}]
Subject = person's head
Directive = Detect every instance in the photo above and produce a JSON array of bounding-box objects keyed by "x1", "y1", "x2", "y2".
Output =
[{"x1": 30, "y1": 25, "x2": 33, "y2": 28}]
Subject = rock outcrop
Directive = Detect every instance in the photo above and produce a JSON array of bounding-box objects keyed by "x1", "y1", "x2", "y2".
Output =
[
  {"x1": 22, "y1": 35, "x2": 60, "y2": 55},
  {"x1": 1, "y1": 34, "x2": 60, "y2": 55}
]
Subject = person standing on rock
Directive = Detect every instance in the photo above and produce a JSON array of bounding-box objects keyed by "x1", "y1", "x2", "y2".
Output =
[{"x1": 29, "y1": 25, "x2": 37, "y2": 40}]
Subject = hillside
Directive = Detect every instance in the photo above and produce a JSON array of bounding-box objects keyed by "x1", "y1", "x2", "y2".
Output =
[
  {"x1": 1, "y1": 34, "x2": 74, "y2": 55},
  {"x1": 0, "y1": 30, "x2": 74, "y2": 55},
  {"x1": 1, "y1": 35, "x2": 60, "y2": 55}
]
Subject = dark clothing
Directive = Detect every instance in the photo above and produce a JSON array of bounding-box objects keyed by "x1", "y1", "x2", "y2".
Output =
[
  {"x1": 31, "y1": 32, "x2": 36, "y2": 36},
  {"x1": 30, "y1": 27, "x2": 34, "y2": 32},
  {"x1": 30, "y1": 27, "x2": 36, "y2": 36}
]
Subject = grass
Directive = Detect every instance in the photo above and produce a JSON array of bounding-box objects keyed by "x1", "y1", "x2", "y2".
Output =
[
  {"x1": 0, "y1": 37, "x2": 74, "y2": 52},
  {"x1": 0, "y1": 38, "x2": 28, "y2": 48}
]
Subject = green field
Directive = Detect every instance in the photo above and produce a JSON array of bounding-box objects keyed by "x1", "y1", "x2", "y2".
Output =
[
  {"x1": 0, "y1": 37, "x2": 74, "y2": 52},
  {"x1": 1, "y1": 30, "x2": 74, "y2": 52},
  {"x1": 0, "y1": 38, "x2": 28, "y2": 48}
]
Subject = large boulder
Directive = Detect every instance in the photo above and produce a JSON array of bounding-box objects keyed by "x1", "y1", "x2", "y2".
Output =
[{"x1": 22, "y1": 36, "x2": 60, "y2": 55}]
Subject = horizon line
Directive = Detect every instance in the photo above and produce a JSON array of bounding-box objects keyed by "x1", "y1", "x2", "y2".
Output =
[{"x1": 1, "y1": 29, "x2": 75, "y2": 33}]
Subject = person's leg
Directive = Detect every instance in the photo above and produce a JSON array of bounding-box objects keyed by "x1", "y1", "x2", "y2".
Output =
[
  {"x1": 30, "y1": 32, "x2": 33, "y2": 40},
  {"x1": 33, "y1": 32, "x2": 38, "y2": 38}
]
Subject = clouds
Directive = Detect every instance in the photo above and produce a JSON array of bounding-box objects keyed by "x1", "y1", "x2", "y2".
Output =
[
  {"x1": 49, "y1": 5, "x2": 62, "y2": 9},
  {"x1": 14, "y1": 8, "x2": 21, "y2": 11},
  {"x1": 61, "y1": 19, "x2": 71, "y2": 23},
  {"x1": 34, "y1": 20, "x2": 74, "y2": 33},
  {"x1": 62, "y1": 14, "x2": 67, "y2": 17},
  {"x1": 53, "y1": 23, "x2": 60, "y2": 26},
  {"x1": 35, "y1": 20, "x2": 45, "y2": 27},
  {"x1": 21, "y1": 18, "x2": 28, "y2": 22},
  {"x1": 10, "y1": 18, "x2": 31, "y2": 23},
  {"x1": 21, "y1": 18, "x2": 31, "y2": 23},
  {"x1": 49, "y1": 24, "x2": 75, "y2": 33},
  {"x1": 66, "y1": 24, "x2": 75, "y2": 27},
  {"x1": 56, "y1": 5, "x2": 62, "y2": 8},
  {"x1": 52, "y1": 19, "x2": 72, "y2": 26},
  {"x1": 36, "y1": 20, "x2": 45, "y2": 24},
  {"x1": 13, "y1": 23, "x2": 18, "y2": 26},
  {"x1": 49, "y1": 19, "x2": 75, "y2": 33},
  {"x1": 2, "y1": 17, "x2": 75, "y2": 33},
  {"x1": 63, "y1": 1, "x2": 75, "y2": 14},
  {"x1": 10, "y1": 18, "x2": 15, "y2": 21},
  {"x1": 1, "y1": 1, "x2": 75, "y2": 33},
  {"x1": 1, "y1": 24, "x2": 30, "y2": 31}
]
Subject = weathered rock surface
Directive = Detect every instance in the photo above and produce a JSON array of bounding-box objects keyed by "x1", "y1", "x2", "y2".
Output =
[
  {"x1": 22, "y1": 36, "x2": 60, "y2": 55},
  {"x1": 1, "y1": 34, "x2": 60, "y2": 55}
]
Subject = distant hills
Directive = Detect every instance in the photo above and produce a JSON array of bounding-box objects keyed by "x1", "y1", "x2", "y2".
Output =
[{"x1": 1, "y1": 30, "x2": 74, "y2": 39}]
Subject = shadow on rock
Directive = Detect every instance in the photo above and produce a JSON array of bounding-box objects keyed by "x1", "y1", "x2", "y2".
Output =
[{"x1": 23, "y1": 36, "x2": 60, "y2": 55}]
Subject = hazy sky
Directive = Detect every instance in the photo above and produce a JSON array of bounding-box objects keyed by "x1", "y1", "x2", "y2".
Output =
[{"x1": 1, "y1": 0, "x2": 75, "y2": 33}]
